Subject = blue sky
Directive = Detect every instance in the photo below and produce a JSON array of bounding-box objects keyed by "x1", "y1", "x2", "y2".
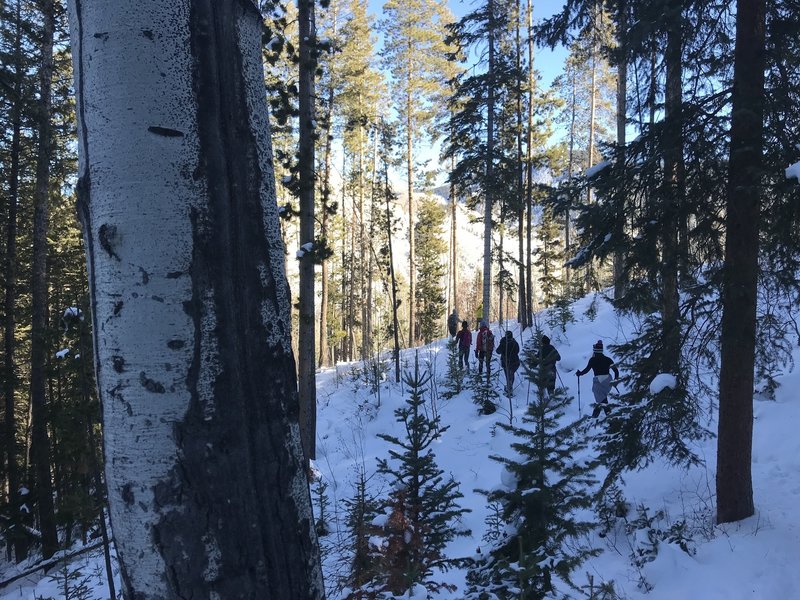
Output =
[
  {"x1": 366, "y1": 0, "x2": 569, "y2": 88},
  {"x1": 359, "y1": 0, "x2": 571, "y2": 186}
]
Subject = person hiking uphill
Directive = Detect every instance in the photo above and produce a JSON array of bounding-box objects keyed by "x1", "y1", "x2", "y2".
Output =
[
  {"x1": 576, "y1": 340, "x2": 620, "y2": 417},
  {"x1": 475, "y1": 321, "x2": 495, "y2": 375},
  {"x1": 496, "y1": 331, "x2": 521, "y2": 395},
  {"x1": 532, "y1": 335, "x2": 561, "y2": 396},
  {"x1": 455, "y1": 320, "x2": 472, "y2": 371},
  {"x1": 447, "y1": 309, "x2": 459, "y2": 338}
]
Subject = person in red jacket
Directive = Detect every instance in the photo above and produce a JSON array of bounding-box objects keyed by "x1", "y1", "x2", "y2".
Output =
[
  {"x1": 475, "y1": 321, "x2": 495, "y2": 375},
  {"x1": 576, "y1": 340, "x2": 620, "y2": 417}
]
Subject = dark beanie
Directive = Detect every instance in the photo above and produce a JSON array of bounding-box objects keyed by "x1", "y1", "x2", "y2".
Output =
[
  {"x1": 593, "y1": 340, "x2": 603, "y2": 353},
  {"x1": 541, "y1": 335, "x2": 550, "y2": 345}
]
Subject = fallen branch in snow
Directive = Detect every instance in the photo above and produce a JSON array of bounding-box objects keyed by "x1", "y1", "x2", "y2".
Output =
[{"x1": 0, "y1": 540, "x2": 106, "y2": 591}]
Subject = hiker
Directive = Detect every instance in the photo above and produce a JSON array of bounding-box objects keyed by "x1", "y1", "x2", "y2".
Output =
[
  {"x1": 475, "y1": 320, "x2": 495, "y2": 374},
  {"x1": 576, "y1": 340, "x2": 620, "y2": 417},
  {"x1": 496, "y1": 331, "x2": 521, "y2": 394},
  {"x1": 455, "y1": 320, "x2": 472, "y2": 371},
  {"x1": 447, "y1": 309, "x2": 459, "y2": 338},
  {"x1": 532, "y1": 335, "x2": 561, "y2": 396}
]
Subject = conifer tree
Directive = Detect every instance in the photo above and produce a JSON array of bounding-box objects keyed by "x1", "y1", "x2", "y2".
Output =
[
  {"x1": 466, "y1": 351, "x2": 598, "y2": 599},
  {"x1": 534, "y1": 206, "x2": 564, "y2": 307},
  {"x1": 380, "y1": 0, "x2": 454, "y2": 346},
  {"x1": 415, "y1": 196, "x2": 447, "y2": 345},
  {"x1": 341, "y1": 468, "x2": 382, "y2": 598},
  {"x1": 374, "y1": 355, "x2": 470, "y2": 596}
]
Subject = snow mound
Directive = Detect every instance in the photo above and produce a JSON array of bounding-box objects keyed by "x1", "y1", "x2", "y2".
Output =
[{"x1": 650, "y1": 373, "x2": 677, "y2": 394}]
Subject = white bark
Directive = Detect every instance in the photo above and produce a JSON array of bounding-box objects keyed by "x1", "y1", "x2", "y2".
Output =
[{"x1": 67, "y1": 1, "x2": 322, "y2": 598}]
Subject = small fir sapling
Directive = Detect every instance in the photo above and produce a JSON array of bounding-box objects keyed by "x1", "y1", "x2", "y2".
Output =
[
  {"x1": 466, "y1": 346, "x2": 599, "y2": 599},
  {"x1": 372, "y1": 354, "x2": 471, "y2": 596},
  {"x1": 341, "y1": 469, "x2": 383, "y2": 599},
  {"x1": 469, "y1": 367, "x2": 500, "y2": 415},
  {"x1": 442, "y1": 339, "x2": 467, "y2": 399}
]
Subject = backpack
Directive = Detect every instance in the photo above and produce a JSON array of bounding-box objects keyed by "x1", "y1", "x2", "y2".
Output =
[{"x1": 481, "y1": 329, "x2": 495, "y2": 353}]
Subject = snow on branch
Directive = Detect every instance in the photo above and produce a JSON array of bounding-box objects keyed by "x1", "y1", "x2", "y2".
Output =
[
  {"x1": 786, "y1": 161, "x2": 800, "y2": 182},
  {"x1": 650, "y1": 373, "x2": 677, "y2": 394},
  {"x1": 584, "y1": 159, "x2": 611, "y2": 179}
]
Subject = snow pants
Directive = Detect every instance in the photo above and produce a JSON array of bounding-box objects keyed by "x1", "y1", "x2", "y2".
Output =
[{"x1": 592, "y1": 374, "x2": 613, "y2": 417}]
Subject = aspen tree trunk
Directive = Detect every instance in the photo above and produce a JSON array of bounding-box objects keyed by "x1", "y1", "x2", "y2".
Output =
[
  {"x1": 298, "y1": 0, "x2": 317, "y2": 463},
  {"x1": 661, "y1": 1, "x2": 684, "y2": 374},
  {"x1": 613, "y1": 0, "x2": 627, "y2": 300},
  {"x1": 30, "y1": 0, "x2": 58, "y2": 560},
  {"x1": 4, "y1": 0, "x2": 27, "y2": 563},
  {"x1": 483, "y1": 0, "x2": 495, "y2": 324},
  {"x1": 67, "y1": 1, "x2": 324, "y2": 597},
  {"x1": 74, "y1": 295, "x2": 116, "y2": 600},
  {"x1": 717, "y1": 0, "x2": 765, "y2": 525}
]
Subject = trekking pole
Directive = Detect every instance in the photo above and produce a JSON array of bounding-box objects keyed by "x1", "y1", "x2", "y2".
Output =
[
  {"x1": 577, "y1": 374, "x2": 582, "y2": 415},
  {"x1": 556, "y1": 369, "x2": 566, "y2": 390}
]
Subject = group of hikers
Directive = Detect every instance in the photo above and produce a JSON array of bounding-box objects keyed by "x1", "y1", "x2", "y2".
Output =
[{"x1": 447, "y1": 310, "x2": 620, "y2": 418}]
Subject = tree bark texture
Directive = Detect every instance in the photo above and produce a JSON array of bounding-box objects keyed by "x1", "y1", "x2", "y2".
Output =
[
  {"x1": 30, "y1": 0, "x2": 59, "y2": 560},
  {"x1": 717, "y1": 0, "x2": 765, "y2": 525},
  {"x1": 525, "y1": 0, "x2": 534, "y2": 319},
  {"x1": 67, "y1": 1, "x2": 324, "y2": 597},
  {"x1": 318, "y1": 80, "x2": 334, "y2": 368},
  {"x1": 515, "y1": 0, "x2": 526, "y2": 329},
  {"x1": 613, "y1": 0, "x2": 627, "y2": 301},
  {"x1": 4, "y1": 0, "x2": 27, "y2": 563},
  {"x1": 297, "y1": 0, "x2": 317, "y2": 462},
  {"x1": 660, "y1": 1, "x2": 684, "y2": 374},
  {"x1": 406, "y1": 92, "x2": 416, "y2": 346},
  {"x1": 483, "y1": 0, "x2": 495, "y2": 324}
]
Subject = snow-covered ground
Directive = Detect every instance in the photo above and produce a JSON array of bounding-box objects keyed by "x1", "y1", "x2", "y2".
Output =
[
  {"x1": 3, "y1": 293, "x2": 800, "y2": 599},
  {"x1": 313, "y1": 292, "x2": 800, "y2": 599}
]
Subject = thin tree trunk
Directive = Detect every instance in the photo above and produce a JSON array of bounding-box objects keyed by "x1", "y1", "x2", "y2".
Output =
[
  {"x1": 367, "y1": 127, "x2": 379, "y2": 357},
  {"x1": 449, "y1": 110, "x2": 458, "y2": 316},
  {"x1": 483, "y1": 0, "x2": 495, "y2": 324},
  {"x1": 515, "y1": 0, "x2": 526, "y2": 328},
  {"x1": 613, "y1": 0, "x2": 627, "y2": 300},
  {"x1": 717, "y1": 0, "x2": 765, "y2": 525},
  {"x1": 406, "y1": 88, "x2": 416, "y2": 346},
  {"x1": 385, "y1": 158, "x2": 401, "y2": 382},
  {"x1": 358, "y1": 117, "x2": 368, "y2": 360},
  {"x1": 525, "y1": 0, "x2": 534, "y2": 322},
  {"x1": 30, "y1": 0, "x2": 58, "y2": 560},
  {"x1": 586, "y1": 1, "x2": 598, "y2": 206},
  {"x1": 319, "y1": 100, "x2": 333, "y2": 367},
  {"x1": 297, "y1": 0, "x2": 317, "y2": 463},
  {"x1": 318, "y1": 6, "x2": 338, "y2": 369},
  {"x1": 67, "y1": 1, "x2": 324, "y2": 596},
  {"x1": 565, "y1": 71, "x2": 577, "y2": 287},
  {"x1": 4, "y1": 0, "x2": 27, "y2": 563},
  {"x1": 661, "y1": 1, "x2": 684, "y2": 374}
]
